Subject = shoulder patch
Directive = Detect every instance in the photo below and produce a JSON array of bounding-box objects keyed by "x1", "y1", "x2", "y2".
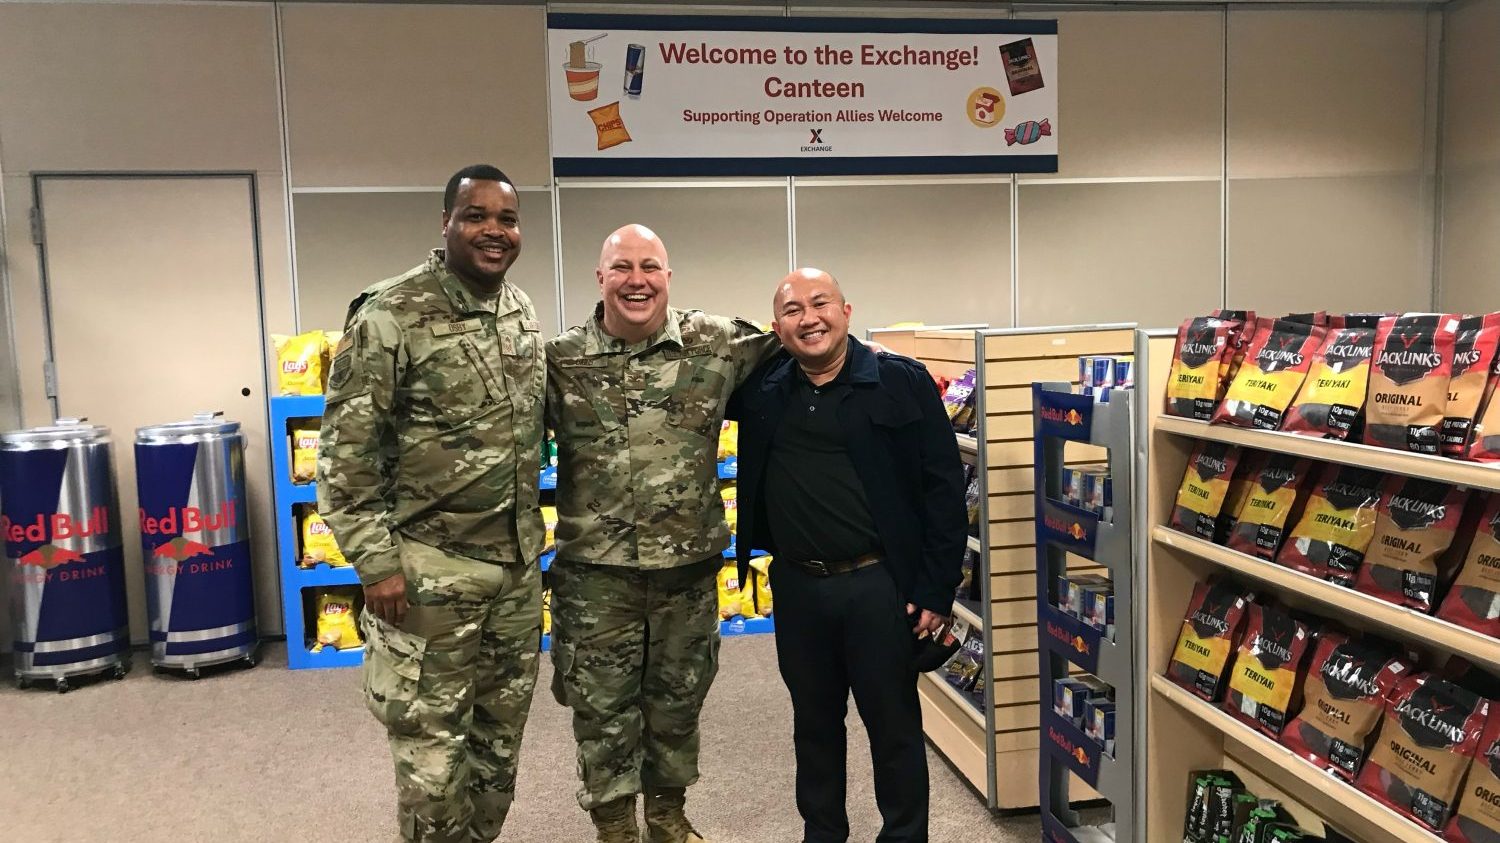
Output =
[{"x1": 328, "y1": 327, "x2": 357, "y2": 390}]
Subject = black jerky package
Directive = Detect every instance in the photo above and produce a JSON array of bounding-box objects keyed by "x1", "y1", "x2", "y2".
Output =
[
  {"x1": 1280, "y1": 631, "x2": 1414, "y2": 780},
  {"x1": 1276, "y1": 464, "x2": 1384, "y2": 587},
  {"x1": 1353, "y1": 477, "x2": 1467, "y2": 613},
  {"x1": 1438, "y1": 494, "x2": 1500, "y2": 638},
  {"x1": 1356, "y1": 674, "x2": 1489, "y2": 832},
  {"x1": 1169, "y1": 580, "x2": 1251, "y2": 702},
  {"x1": 1235, "y1": 800, "x2": 1294, "y2": 843},
  {"x1": 1184, "y1": 769, "x2": 1246, "y2": 843}
]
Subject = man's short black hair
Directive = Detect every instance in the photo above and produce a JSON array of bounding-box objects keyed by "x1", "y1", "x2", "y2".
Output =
[{"x1": 444, "y1": 165, "x2": 515, "y2": 213}]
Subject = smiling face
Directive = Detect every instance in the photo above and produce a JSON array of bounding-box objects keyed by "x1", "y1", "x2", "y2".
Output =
[
  {"x1": 773, "y1": 268, "x2": 852, "y2": 370},
  {"x1": 597, "y1": 224, "x2": 671, "y2": 343},
  {"x1": 442, "y1": 179, "x2": 521, "y2": 291}
]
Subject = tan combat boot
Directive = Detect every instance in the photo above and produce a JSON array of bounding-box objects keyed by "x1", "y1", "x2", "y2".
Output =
[
  {"x1": 590, "y1": 795, "x2": 642, "y2": 843},
  {"x1": 644, "y1": 786, "x2": 708, "y2": 843}
]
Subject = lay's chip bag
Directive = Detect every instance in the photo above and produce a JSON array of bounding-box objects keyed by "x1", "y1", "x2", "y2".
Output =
[
  {"x1": 1168, "y1": 441, "x2": 1242, "y2": 540},
  {"x1": 750, "y1": 555, "x2": 773, "y2": 618},
  {"x1": 541, "y1": 505, "x2": 558, "y2": 554},
  {"x1": 301, "y1": 508, "x2": 348, "y2": 567},
  {"x1": 311, "y1": 587, "x2": 362, "y2": 652},
  {"x1": 542, "y1": 588, "x2": 552, "y2": 636},
  {"x1": 291, "y1": 428, "x2": 320, "y2": 484},
  {"x1": 718, "y1": 421, "x2": 738, "y2": 460},
  {"x1": 722, "y1": 484, "x2": 737, "y2": 534},
  {"x1": 272, "y1": 330, "x2": 326, "y2": 396},
  {"x1": 1213, "y1": 318, "x2": 1325, "y2": 430},
  {"x1": 717, "y1": 563, "x2": 743, "y2": 619}
]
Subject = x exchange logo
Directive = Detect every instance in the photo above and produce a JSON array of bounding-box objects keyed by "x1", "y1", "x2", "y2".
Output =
[
  {"x1": 809, "y1": 128, "x2": 823, "y2": 144},
  {"x1": 801, "y1": 128, "x2": 832, "y2": 153}
]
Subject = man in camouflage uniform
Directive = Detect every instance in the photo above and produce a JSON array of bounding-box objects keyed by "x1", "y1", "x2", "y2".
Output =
[
  {"x1": 545, "y1": 224, "x2": 779, "y2": 843},
  {"x1": 318, "y1": 165, "x2": 546, "y2": 843}
]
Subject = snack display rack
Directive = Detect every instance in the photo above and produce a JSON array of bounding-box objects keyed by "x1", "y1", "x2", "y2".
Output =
[
  {"x1": 1032, "y1": 375, "x2": 1139, "y2": 842},
  {"x1": 270, "y1": 394, "x2": 766, "y2": 670},
  {"x1": 1139, "y1": 328, "x2": 1500, "y2": 842},
  {"x1": 872, "y1": 324, "x2": 1130, "y2": 810}
]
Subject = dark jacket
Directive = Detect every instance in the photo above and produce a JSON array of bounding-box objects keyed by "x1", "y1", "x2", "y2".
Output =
[{"x1": 727, "y1": 337, "x2": 967, "y2": 615}]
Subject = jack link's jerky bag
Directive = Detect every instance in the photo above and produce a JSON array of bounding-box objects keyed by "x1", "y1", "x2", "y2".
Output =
[
  {"x1": 1446, "y1": 709, "x2": 1500, "y2": 843},
  {"x1": 1354, "y1": 477, "x2": 1467, "y2": 613},
  {"x1": 1224, "y1": 602, "x2": 1312, "y2": 739},
  {"x1": 1168, "y1": 317, "x2": 1236, "y2": 420},
  {"x1": 1276, "y1": 465, "x2": 1384, "y2": 587},
  {"x1": 1168, "y1": 579, "x2": 1251, "y2": 702},
  {"x1": 1281, "y1": 632, "x2": 1412, "y2": 780},
  {"x1": 1216, "y1": 453, "x2": 1262, "y2": 545},
  {"x1": 1356, "y1": 673, "x2": 1489, "y2": 833},
  {"x1": 1468, "y1": 355, "x2": 1500, "y2": 463},
  {"x1": 1170, "y1": 442, "x2": 1243, "y2": 540},
  {"x1": 1439, "y1": 494, "x2": 1500, "y2": 637},
  {"x1": 1366, "y1": 314, "x2": 1461, "y2": 454},
  {"x1": 1215, "y1": 310, "x2": 1258, "y2": 387},
  {"x1": 1227, "y1": 454, "x2": 1314, "y2": 560},
  {"x1": 1284, "y1": 316, "x2": 1381, "y2": 440},
  {"x1": 1214, "y1": 318, "x2": 1326, "y2": 430},
  {"x1": 1444, "y1": 315, "x2": 1500, "y2": 457}
]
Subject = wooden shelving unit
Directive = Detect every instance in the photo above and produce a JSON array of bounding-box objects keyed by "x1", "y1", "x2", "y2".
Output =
[{"x1": 1141, "y1": 327, "x2": 1500, "y2": 841}]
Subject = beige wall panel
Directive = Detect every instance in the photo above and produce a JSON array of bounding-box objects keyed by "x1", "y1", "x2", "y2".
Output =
[
  {"x1": 0, "y1": 3, "x2": 281, "y2": 172},
  {"x1": 794, "y1": 183, "x2": 1012, "y2": 332},
  {"x1": 293, "y1": 190, "x2": 560, "y2": 336},
  {"x1": 281, "y1": 4, "x2": 550, "y2": 188},
  {"x1": 1017, "y1": 181, "x2": 1221, "y2": 329},
  {"x1": 557, "y1": 186, "x2": 787, "y2": 330},
  {"x1": 1442, "y1": 0, "x2": 1500, "y2": 169},
  {"x1": 5, "y1": 176, "x2": 51, "y2": 430},
  {"x1": 1227, "y1": 175, "x2": 1429, "y2": 314},
  {"x1": 1017, "y1": 11, "x2": 1223, "y2": 179},
  {"x1": 1439, "y1": 163, "x2": 1500, "y2": 315},
  {"x1": 1227, "y1": 9, "x2": 1428, "y2": 178}
]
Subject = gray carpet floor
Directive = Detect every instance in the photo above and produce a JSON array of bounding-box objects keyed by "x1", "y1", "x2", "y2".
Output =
[{"x1": 0, "y1": 635, "x2": 1049, "y2": 842}]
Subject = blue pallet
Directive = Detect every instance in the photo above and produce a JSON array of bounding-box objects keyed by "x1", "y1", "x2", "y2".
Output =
[
  {"x1": 721, "y1": 616, "x2": 775, "y2": 636},
  {"x1": 295, "y1": 645, "x2": 365, "y2": 670},
  {"x1": 292, "y1": 564, "x2": 360, "y2": 589}
]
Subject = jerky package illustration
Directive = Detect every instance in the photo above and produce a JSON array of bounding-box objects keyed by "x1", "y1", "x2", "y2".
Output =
[
  {"x1": 1167, "y1": 317, "x2": 1236, "y2": 420},
  {"x1": 1442, "y1": 314, "x2": 1500, "y2": 457}
]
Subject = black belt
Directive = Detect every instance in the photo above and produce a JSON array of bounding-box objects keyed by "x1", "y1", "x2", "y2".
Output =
[{"x1": 789, "y1": 553, "x2": 881, "y2": 577}]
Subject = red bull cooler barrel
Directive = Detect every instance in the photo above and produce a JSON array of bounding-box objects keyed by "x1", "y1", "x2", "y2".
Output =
[
  {"x1": 2, "y1": 419, "x2": 130, "y2": 692},
  {"x1": 135, "y1": 412, "x2": 258, "y2": 676}
]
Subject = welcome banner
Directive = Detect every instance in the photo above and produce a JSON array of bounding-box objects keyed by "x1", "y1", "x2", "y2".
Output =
[{"x1": 547, "y1": 14, "x2": 1058, "y2": 177}]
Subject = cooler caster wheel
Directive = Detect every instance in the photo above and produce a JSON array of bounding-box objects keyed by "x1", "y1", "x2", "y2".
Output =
[
  {"x1": 55, "y1": 678, "x2": 71, "y2": 694},
  {"x1": 242, "y1": 654, "x2": 258, "y2": 668},
  {"x1": 186, "y1": 668, "x2": 201, "y2": 680},
  {"x1": 16, "y1": 676, "x2": 32, "y2": 690},
  {"x1": 111, "y1": 665, "x2": 128, "y2": 680}
]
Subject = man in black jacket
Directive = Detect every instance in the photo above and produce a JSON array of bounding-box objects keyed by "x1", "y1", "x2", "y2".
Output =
[{"x1": 727, "y1": 268, "x2": 967, "y2": 843}]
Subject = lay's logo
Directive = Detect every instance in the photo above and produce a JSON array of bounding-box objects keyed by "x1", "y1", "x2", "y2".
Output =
[{"x1": 282, "y1": 360, "x2": 309, "y2": 374}]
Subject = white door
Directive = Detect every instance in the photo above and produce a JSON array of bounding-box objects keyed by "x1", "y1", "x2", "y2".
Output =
[{"x1": 35, "y1": 175, "x2": 279, "y2": 643}]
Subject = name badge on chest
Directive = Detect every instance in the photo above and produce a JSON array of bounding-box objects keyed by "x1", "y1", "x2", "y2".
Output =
[{"x1": 431, "y1": 318, "x2": 484, "y2": 338}]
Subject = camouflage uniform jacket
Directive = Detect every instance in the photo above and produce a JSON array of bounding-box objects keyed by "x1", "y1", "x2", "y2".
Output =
[
  {"x1": 545, "y1": 305, "x2": 777, "y2": 569},
  {"x1": 317, "y1": 250, "x2": 546, "y2": 586}
]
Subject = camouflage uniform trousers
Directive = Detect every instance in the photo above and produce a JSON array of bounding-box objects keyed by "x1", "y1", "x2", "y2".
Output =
[
  {"x1": 362, "y1": 537, "x2": 542, "y2": 843},
  {"x1": 548, "y1": 555, "x2": 721, "y2": 810}
]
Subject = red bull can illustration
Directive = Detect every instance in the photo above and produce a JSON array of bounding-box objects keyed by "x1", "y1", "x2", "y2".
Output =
[
  {"x1": 135, "y1": 412, "x2": 257, "y2": 676},
  {"x1": 2, "y1": 419, "x2": 130, "y2": 692},
  {"x1": 624, "y1": 43, "x2": 645, "y2": 96}
]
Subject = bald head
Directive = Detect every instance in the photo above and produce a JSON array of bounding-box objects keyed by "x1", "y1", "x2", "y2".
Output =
[
  {"x1": 774, "y1": 267, "x2": 844, "y2": 311},
  {"x1": 597, "y1": 223, "x2": 672, "y2": 344},
  {"x1": 600, "y1": 224, "x2": 669, "y2": 270},
  {"x1": 772, "y1": 266, "x2": 853, "y2": 374}
]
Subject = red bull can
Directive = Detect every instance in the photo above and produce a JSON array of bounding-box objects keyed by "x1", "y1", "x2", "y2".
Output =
[
  {"x1": 2, "y1": 419, "x2": 130, "y2": 691},
  {"x1": 135, "y1": 412, "x2": 257, "y2": 676},
  {"x1": 624, "y1": 43, "x2": 645, "y2": 96}
]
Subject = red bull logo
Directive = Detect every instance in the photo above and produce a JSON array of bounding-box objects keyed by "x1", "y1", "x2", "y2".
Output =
[
  {"x1": 152, "y1": 537, "x2": 215, "y2": 562},
  {"x1": 139, "y1": 501, "x2": 237, "y2": 537},
  {"x1": 15, "y1": 543, "x2": 88, "y2": 569},
  {"x1": 3, "y1": 506, "x2": 111, "y2": 543},
  {"x1": 1047, "y1": 725, "x2": 1093, "y2": 771},
  {"x1": 1044, "y1": 514, "x2": 1088, "y2": 541},
  {"x1": 1040, "y1": 406, "x2": 1084, "y2": 427}
]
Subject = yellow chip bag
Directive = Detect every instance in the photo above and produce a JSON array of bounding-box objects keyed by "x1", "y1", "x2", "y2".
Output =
[
  {"x1": 721, "y1": 484, "x2": 737, "y2": 534},
  {"x1": 588, "y1": 101, "x2": 633, "y2": 150},
  {"x1": 717, "y1": 563, "x2": 743, "y2": 619},
  {"x1": 542, "y1": 588, "x2": 552, "y2": 636},
  {"x1": 541, "y1": 505, "x2": 558, "y2": 554},
  {"x1": 750, "y1": 555, "x2": 773, "y2": 617},
  {"x1": 291, "y1": 428, "x2": 320, "y2": 484},
  {"x1": 273, "y1": 330, "x2": 326, "y2": 395},
  {"x1": 311, "y1": 587, "x2": 362, "y2": 652},
  {"x1": 718, "y1": 421, "x2": 738, "y2": 460},
  {"x1": 301, "y1": 508, "x2": 348, "y2": 567}
]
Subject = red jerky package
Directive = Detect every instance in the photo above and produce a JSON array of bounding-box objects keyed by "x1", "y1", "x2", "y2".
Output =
[
  {"x1": 1215, "y1": 451, "x2": 1262, "y2": 545},
  {"x1": 1214, "y1": 318, "x2": 1326, "y2": 430},
  {"x1": 1468, "y1": 354, "x2": 1500, "y2": 463},
  {"x1": 1443, "y1": 315, "x2": 1500, "y2": 457},
  {"x1": 1281, "y1": 632, "x2": 1413, "y2": 780},
  {"x1": 1167, "y1": 317, "x2": 1236, "y2": 420},
  {"x1": 1214, "y1": 309, "x2": 1257, "y2": 387},
  {"x1": 1354, "y1": 477, "x2": 1467, "y2": 613},
  {"x1": 1446, "y1": 709, "x2": 1500, "y2": 843},
  {"x1": 1227, "y1": 453, "x2": 1314, "y2": 560},
  {"x1": 1438, "y1": 494, "x2": 1500, "y2": 637},
  {"x1": 1283, "y1": 319, "x2": 1381, "y2": 441},
  {"x1": 1366, "y1": 314, "x2": 1462, "y2": 455},
  {"x1": 1223, "y1": 602, "x2": 1312, "y2": 739},
  {"x1": 1167, "y1": 579, "x2": 1251, "y2": 702},
  {"x1": 1356, "y1": 673, "x2": 1488, "y2": 833},
  {"x1": 1169, "y1": 442, "x2": 1243, "y2": 540},
  {"x1": 1276, "y1": 464, "x2": 1384, "y2": 587}
]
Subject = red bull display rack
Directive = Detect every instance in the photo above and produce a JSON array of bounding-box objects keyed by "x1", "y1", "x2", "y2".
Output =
[{"x1": 1032, "y1": 371, "x2": 1142, "y2": 842}]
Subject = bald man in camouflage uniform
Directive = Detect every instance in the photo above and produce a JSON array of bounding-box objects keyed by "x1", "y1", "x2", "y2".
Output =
[
  {"x1": 318, "y1": 165, "x2": 545, "y2": 843},
  {"x1": 546, "y1": 225, "x2": 779, "y2": 843}
]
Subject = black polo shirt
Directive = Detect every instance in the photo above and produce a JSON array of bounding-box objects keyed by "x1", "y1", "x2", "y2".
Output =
[{"x1": 762, "y1": 359, "x2": 883, "y2": 564}]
